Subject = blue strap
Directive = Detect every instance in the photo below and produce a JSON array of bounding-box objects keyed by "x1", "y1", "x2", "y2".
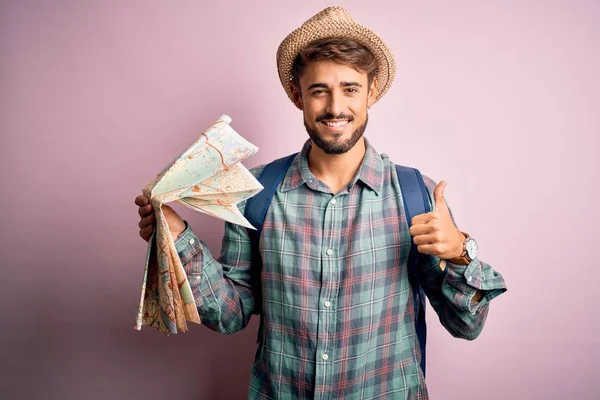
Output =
[
  {"x1": 395, "y1": 165, "x2": 431, "y2": 376},
  {"x1": 245, "y1": 153, "x2": 298, "y2": 240},
  {"x1": 244, "y1": 153, "x2": 298, "y2": 343}
]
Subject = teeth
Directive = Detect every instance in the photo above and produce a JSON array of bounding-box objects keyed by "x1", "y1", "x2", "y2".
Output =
[{"x1": 324, "y1": 120, "x2": 348, "y2": 127}]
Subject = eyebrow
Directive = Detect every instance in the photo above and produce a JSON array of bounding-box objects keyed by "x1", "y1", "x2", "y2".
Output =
[
  {"x1": 341, "y1": 81, "x2": 363, "y2": 87},
  {"x1": 306, "y1": 81, "x2": 363, "y2": 91}
]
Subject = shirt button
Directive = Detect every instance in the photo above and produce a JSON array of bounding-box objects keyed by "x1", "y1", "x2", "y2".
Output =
[
  {"x1": 324, "y1": 301, "x2": 331, "y2": 308},
  {"x1": 326, "y1": 249, "x2": 333, "y2": 256},
  {"x1": 330, "y1": 198, "x2": 337, "y2": 205},
  {"x1": 322, "y1": 353, "x2": 329, "y2": 360},
  {"x1": 189, "y1": 238, "x2": 195, "y2": 245}
]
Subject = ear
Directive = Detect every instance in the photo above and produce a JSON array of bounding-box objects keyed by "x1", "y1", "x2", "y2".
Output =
[
  {"x1": 367, "y1": 77, "x2": 378, "y2": 108},
  {"x1": 290, "y1": 83, "x2": 304, "y2": 111}
]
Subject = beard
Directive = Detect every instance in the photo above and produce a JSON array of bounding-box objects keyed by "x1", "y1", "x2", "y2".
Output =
[{"x1": 304, "y1": 113, "x2": 369, "y2": 155}]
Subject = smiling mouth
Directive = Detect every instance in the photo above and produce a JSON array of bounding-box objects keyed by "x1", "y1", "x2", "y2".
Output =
[{"x1": 321, "y1": 120, "x2": 351, "y2": 128}]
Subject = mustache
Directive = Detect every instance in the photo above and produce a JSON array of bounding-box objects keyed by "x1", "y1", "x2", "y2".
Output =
[{"x1": 316, "y1": 113, "x2": 354, "y2": 123}]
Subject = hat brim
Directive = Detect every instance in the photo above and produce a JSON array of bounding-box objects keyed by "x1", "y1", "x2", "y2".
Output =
[{"x1": 276, "y1": 19, "x2": 396, "y2": 105}]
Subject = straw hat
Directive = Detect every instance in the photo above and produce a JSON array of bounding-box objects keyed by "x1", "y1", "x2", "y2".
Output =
[{"x1": 276, "y1": 6, "x2": 396, "y2": 105}]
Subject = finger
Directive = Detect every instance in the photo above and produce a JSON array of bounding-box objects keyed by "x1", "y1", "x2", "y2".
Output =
[
  {"x1": 138, "y1": 204, "x2": 153, "y2": 217},
  {"x1": 412, "y1": 233, "x2": 440, "y2": 246},
  {"x1": 135, "y1": 195, "x2": 149, "y2": 206},
  {"x1": 416, "y1": 244, "x2": 439, "y2": 255},
  {"x1": 409, "y1": 223, "x2": 433, "y2": 237},
  {"x1": 140, "y1": 226, "x2": 154, "y2": 242},
  {"x1": 418, "y1": 243, "x2": 452, "y2": 257},
  {"x1": 411, "y1": 211, "x2": 438, "y2": 226},
  {"x1": 433, "y1": 181, "x2": 446, "y2": 203},
  {"x1": 433, "y1": 181, "x2": 448, "y2": 212},
  {"x1": 138, "y1": 214, "x2": 156, "y2": 228}
]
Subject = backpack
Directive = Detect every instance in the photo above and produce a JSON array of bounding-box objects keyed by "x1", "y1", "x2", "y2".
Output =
[{"x1": 244, "y1": 153, "x2": 431, "y2": 376}]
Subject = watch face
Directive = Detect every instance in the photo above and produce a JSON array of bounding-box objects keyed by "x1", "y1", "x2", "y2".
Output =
[{"x1": 466, "y1": 238, "x2": 478, "y2": 259}]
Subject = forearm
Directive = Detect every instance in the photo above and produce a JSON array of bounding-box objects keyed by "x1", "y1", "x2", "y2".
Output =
[
  {"x1": 438, "y1": 260, "x2": 484, "y2": 303},
  {"x1": 419, "y1": 256, "x2": 506, "y2": 340},
  {"x1": 174, "y1": 222, "x2": 257, "y2": 334}
]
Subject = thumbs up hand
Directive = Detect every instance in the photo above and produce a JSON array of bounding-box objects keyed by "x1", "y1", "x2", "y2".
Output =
[{"x1": 408, "y1": 181, "x2": 466, "y2": 260}]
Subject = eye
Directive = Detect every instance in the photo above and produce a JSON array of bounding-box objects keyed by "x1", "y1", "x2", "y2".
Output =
[{"x1": 345, "y1": 88, "x2": 359, "y2": 93}]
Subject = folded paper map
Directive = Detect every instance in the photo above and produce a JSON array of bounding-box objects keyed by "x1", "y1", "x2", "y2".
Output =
[{"x1": 134, "y1": 114, "x2": 263, "y2": 334}]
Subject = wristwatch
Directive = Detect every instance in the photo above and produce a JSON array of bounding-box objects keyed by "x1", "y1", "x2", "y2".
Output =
[{"x1": 448, "y1": 232, "x2": 478, "y2": 265}]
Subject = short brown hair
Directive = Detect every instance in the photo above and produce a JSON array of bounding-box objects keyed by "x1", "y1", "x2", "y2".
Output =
[{"x1": 291, "y1": 37, "x2": 379, "y2": 89}]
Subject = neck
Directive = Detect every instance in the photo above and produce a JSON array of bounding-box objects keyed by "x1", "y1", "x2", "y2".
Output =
[{"x1": 307, "y1": 138, "x2": 366, "y2": 193}]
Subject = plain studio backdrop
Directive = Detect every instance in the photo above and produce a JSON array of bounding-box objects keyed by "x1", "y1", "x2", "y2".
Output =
[{"x1": 1, "y1": 1, "x2": 598, "y2": 399}]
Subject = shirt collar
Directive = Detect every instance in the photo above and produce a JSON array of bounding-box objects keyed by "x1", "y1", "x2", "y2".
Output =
[{"x1": 280, "y1": 138, "x2": 384, "y2": 195}]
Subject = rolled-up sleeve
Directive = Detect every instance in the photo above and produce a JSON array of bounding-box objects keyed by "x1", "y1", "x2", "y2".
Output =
[
  {"x1": 170, "y1": 210, "x2": 258, "y2": 334},
  {"x1": 175, "y1": 222, "x2": 203, "y2": 265},
  {"x1": 442, "y1": 258, "x2": 507, "y2": 315}
]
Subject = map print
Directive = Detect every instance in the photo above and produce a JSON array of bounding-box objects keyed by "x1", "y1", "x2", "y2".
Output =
[{"x1": 134, "y1": 114, "x2": 263, "y2": 334}]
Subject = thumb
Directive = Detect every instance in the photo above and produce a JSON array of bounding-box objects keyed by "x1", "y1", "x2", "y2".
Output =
[{"x1": 433, "y1": 181, "x2": 448, "y2": 212}]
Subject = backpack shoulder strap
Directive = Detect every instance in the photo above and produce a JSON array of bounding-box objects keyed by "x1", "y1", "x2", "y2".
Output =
[
  {"x1": 245, "y1": 153, "x2": 298, "y2": 239},
  {"x1": 395, "y1": 164, "x2": 431, "y2": 377},
  {"x1": 244, "y1": 153, "x2": 298, "y2": 343}
]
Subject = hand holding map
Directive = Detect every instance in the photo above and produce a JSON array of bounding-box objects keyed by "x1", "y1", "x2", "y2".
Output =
[{"x1": 134, "y1": 114, "x2": 263, "y2": 334}]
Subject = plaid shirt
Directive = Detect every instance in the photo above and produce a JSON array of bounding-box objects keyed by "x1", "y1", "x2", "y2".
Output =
[{"x1": 175, "y1": 139, "x2": 507, "y2": 400}]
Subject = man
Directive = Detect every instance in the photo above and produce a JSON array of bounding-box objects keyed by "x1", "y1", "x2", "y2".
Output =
[{"x1": 135, "y1": 6, "x2": 506, "y2": 399}]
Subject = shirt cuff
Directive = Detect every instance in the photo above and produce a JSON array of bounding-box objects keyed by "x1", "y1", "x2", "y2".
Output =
[
  {"x1": 174, "y1": 221, "x2": 203, "y2": 265},
  {"x1": 443, "y1": 259, "x2": 507, "y2": 314}
]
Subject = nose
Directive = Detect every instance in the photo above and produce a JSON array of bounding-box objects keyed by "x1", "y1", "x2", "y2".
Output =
[{"x1": 325, "y1": 90, "x2": 345, "y2": 117}]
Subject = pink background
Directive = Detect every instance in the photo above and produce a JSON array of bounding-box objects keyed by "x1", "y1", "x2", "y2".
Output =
[{"x1": 1, "y1": 0, "x2": 598, "y2": 399}]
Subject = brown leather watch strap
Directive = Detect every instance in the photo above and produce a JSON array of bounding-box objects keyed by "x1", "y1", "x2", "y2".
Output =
[
  {"x1": 448, "y1": 255, "x2": 470, "y2": 265},
  {"x1": 448, "y1": 232, "x2": 471, "y2": 265}
]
